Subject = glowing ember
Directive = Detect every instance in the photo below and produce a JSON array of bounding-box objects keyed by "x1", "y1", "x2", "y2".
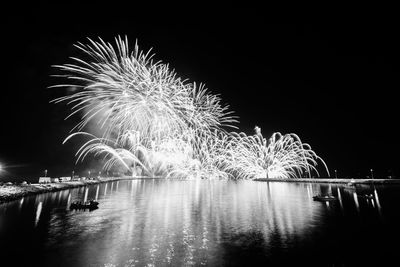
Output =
[{"x1": 52, "y1": 36, "x2": 329, "y2": 179}]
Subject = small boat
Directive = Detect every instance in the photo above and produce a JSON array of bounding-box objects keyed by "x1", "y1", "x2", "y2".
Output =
[
  {"x1": 313, "y1": 195, "x2": 337, "y2": 201},
  {"x1": 70, "y1": 200, "x2": 99, "y2": 210}
]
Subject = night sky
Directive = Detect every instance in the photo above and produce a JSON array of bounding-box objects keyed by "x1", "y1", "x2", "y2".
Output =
[{"x1": 1, "y1": 5, "x2": 399, "y2": 179}]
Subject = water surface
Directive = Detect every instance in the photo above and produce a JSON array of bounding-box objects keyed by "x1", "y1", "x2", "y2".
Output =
[{"x1": 0, "y1": 180, "x2": 399, "y2": 266}]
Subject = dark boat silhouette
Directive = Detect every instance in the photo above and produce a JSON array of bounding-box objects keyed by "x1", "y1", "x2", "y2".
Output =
[
  {"x1": 313, "y1": 195, "x2": 337, "y2": 201},
  {"x1": 70, "y1": 200, "x2": 99, "y2": 210}
]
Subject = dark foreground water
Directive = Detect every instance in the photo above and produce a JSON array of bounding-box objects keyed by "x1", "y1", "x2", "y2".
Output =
[{"x1": 0, "y1": 180, "x2": 399, "y2": 266}]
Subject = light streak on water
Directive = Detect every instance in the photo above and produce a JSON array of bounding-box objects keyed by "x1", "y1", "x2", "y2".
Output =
[
  {"x1": 83, "y1": 187, "x2": 88, "y2": 202},
  {"x1": 353, "y1": 192, "x2": 360, "y2": 212},
  {"x1": 67, "y1": 193, "x2": 71, "y2": 206},
  {"x1": 130, "y1": 180, "x2": 136, "y2": 197},
  {"x1": 19, "y1": 198, "x2": 24, "y2": 210},
  {"x1": 35, "y1": 202, "x2": 42, "y2": 227},
  {"x1": 307, "y1": 184, "x2": 312, "y2": 199},
  {"x1": 95, "y1": 185, "x2": 99, "y2": 201},
  {"x1": 374, "y1": 189, "x2": 382, "y2": 215},
  {"x1": 337, "y1": 187, "x2": 343, "y2": 211}
]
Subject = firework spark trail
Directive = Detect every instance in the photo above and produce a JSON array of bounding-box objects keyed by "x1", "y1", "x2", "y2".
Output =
[
  {"x1": 53, "y1": 36, "x2": 328, "y2": 179},
  {"x1": 221, "y1": 127, "x2": 330, "y2": 179},
  {"x1": 52, "y1": 37, "x2": 235, "y2": 142}
]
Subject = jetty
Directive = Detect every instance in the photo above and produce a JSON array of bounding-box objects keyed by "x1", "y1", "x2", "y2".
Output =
[
  {"x1": 254, "y1": 178, "x2": 400, "y2": 184},
  {"x1": 0, "y1": 176, "x2": 140, "y2": 204}
]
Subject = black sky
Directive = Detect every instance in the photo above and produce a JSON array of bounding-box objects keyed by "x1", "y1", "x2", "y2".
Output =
[{"x1": 1, "y1": 5, "x2": 399, "y2": 179}]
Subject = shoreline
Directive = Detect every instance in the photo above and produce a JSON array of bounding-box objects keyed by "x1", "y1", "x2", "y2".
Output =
[
  {"x1": 0, "y1": 176, "x2": 140, "y2": 205},
  {"x1": 253, "y1": 178, "x2": 400, "y2": 184},
  {"x1": 2, "y1": 177, "x2": 400, "y2": 205}
]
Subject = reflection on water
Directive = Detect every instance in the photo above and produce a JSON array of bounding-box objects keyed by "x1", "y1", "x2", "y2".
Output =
[
  {"x1": 67, "y1": 192, "x2": 71, "y2": 206},
  {"x1": 83, "y1": 187, "x2": 88, "y2": 203},
  {"x1": 19, "y1": 197, "x2": 24, "y2": 210},
  {"x1": 95, "y1": 185, "x2": 99, "y2": 201},
  {"x1": 337, "y1": 187, "x2": 343, "y2": 211},
  {"x1": 353, "y1": 192, "x2": 360, "y2": 212},
  {"x1": 374, "y1": 188, "x2": 382, "y2": 214},
  {"x1": 0, "y1": 180, "x2": 399, "y2": 266},
  {"x1": 35, "y1": 201, "x2": 42, "y2": 227}
]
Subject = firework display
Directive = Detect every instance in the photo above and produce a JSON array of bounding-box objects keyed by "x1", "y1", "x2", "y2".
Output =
[{"x1": 52, "y1": 36, "x2": 329, "y2": 179}]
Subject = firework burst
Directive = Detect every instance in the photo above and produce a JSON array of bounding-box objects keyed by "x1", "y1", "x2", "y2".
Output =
[
  {"x1": 223, "y1": 127, "x2": 329, "y2": 179},
  {"x1": 53, "y1": 36, "x2": 328, "y2": 179}
]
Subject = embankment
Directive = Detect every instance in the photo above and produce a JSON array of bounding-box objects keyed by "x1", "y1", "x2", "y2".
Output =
[
  {"x1": 254, "y1": 178, "x2": 400, "y2": 184},
  {"x1": 0, "y1": 177, "x2": 136, "y2": 204}
]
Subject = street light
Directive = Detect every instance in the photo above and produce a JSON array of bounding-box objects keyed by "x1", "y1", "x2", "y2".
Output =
[
  {"x1": 72, "y1": 170, "x2": 75, "y2": 178},
  {"x1": 370, "y1": 169, "x2": 374, "y2": 179},
  {"x1": 334, "y1": 169, "x2": 337, "y2": 179},
  {"x1": 44, "y1": 169, "x2": 48, "y2": 177}
]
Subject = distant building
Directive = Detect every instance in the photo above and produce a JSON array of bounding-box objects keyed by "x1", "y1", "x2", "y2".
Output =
[
  {"x1": 71, "y1": 176, "x2": 81, "y2": 181},
  {"x1": 59, "y1": 177, "x2": 71, "y2": 182},
  {"x1": 38, "y1": 177, "x2": 51, "y2": 183},
  {"x1": 50, "y1": 178, "x2": 59, "y2": 183}
]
